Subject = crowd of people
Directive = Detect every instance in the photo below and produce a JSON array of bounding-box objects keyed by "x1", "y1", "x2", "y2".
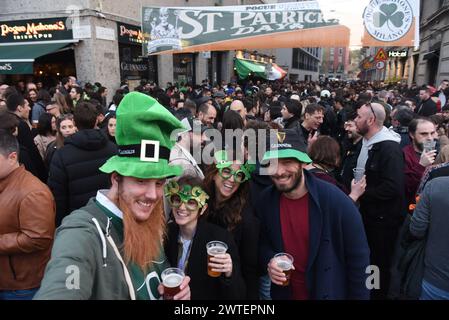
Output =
[{"x1": 0, "y1": 75, "x2": 448, "y2": 300}]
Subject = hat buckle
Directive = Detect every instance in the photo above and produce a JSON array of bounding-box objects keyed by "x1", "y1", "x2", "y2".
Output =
[{"x1": 140, "y1": 140, "x2": 160, "y2": 162}]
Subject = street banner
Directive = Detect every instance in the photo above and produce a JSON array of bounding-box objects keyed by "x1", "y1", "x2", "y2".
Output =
[{"x1": 142, "y1": 0, "x2": 420, "y2": 55}]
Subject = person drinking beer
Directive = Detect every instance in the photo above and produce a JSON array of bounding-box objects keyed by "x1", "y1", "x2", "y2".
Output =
[
  {"x1": 202, "y1": 150, "x2": 260, "y2": 299},
  {"x1": 164, "y1": 176, "x2": 246, "y2": 300}
]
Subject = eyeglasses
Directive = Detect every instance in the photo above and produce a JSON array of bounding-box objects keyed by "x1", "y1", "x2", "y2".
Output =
[
  {"x1": 218, "y1": 166, "x2": 247, "y2": 183},
  {"x1": 366, "y1": 103, "x2": 376, "y2": 121},
  {"x1": 168, "y1": 194, "x2": 200, "y2": 211}
]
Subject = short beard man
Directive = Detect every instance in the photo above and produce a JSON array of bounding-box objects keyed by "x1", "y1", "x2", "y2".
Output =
[
  {"x1": 356, "y1": 118, "x2": 370, "y2": 136},
  {"x1": 270, "y1": 162, "x2": 303, "y2": 193}
]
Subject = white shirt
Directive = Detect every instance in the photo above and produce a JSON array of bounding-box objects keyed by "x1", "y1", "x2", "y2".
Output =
[{"x1": 96, "y1": 189, "x2": 123, "y2": 220}]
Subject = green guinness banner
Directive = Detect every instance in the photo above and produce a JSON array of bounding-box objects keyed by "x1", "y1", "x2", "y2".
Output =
[
  {"x1": 0, "y1": 62, "x2": 33, "y2": 74},
  {"x1": 142, "y1": 0, "x2": 420, "y2": 55}
]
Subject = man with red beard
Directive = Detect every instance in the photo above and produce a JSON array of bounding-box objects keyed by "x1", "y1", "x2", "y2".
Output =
[{"x1": 35, "y1": 92, "x2": 191, "y2": 300}]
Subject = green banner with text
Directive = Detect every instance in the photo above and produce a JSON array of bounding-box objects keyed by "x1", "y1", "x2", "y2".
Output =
[
  {"x1": 0, "y1": 62, "x2": 33, "y2": 74},
  {"x1": 142, "y1": 0, "x2": 420, "y2": 55}
]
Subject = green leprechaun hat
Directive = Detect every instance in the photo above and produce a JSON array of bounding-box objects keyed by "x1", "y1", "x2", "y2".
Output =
[{"x1": 100, "y1": 92, "x2": 183, "y2": 179}]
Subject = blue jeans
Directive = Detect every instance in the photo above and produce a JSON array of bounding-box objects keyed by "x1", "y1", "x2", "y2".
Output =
[
  {"x1": 420, "y1": 280, "x2": 449, "y2": 300},
  {"x1": 0, "y1": 287, "x2": 39, "y2": 300}
]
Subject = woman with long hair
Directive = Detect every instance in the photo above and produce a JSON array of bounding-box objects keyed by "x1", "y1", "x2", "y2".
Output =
[
  {"x1": 202, "y1": 150, "x2": 259, "y2": 299},
  {"x1": 53, "y1": 92, "x2": 71, "y2": 114},
  {"x1": 164, "y1": 175, "x2": 245, "y2": 300},
  {"x1": 44, "y1": 114, "x2": 77, "y2": 168},
  {"x1": 26, "y1": 88, "x2": 38, "y2": 106},
  {"x1": 26, "y1": 88, "x2": 38, "y2": 124},
  {"x1": 34, "y1": 113, "x2": 56, "y2": 160}
]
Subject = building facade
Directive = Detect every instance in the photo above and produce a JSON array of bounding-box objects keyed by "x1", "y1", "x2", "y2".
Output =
[
  {"x1": 276, "y1": 47, "x2": 321, "y2": 82},
  {"x1": 415, "y1": 0, "x2": 449, "y2": 86},
  {"x1": 1, "y1": 0, "x2": 271, "y2": 100},
  {"x1": 358, "y1": 47, "x2": 379, "y2": 82},
  {"x1": 383, "y1": 47, "x2": 417, "y2": 86},
  {"x1": 320, "y1": 47, "x2": 349, "y2": 80}
]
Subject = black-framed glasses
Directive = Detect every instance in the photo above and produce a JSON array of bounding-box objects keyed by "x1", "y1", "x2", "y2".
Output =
[{"x1": 366, "y1": 103, "x2": 376, "y2": 121}]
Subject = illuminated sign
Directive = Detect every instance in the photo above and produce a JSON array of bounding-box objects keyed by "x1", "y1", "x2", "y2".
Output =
[
  {"x1": 0, "y1": 17, "x2": 72, "y2": 43},
  {"x1": 117, "y1": 22, "x2": 148, "y2": 45},
  {"x1": 388, "y1": 50, "x2": 408, "y2": 58}
]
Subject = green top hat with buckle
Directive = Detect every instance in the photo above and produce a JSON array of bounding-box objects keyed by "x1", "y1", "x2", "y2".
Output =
[{"x1": 100, "y1": 92, "x2": 184, "y2": 179}]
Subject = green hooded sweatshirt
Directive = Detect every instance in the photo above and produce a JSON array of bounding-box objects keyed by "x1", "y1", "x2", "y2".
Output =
[{"x1": 34, "y1": 198, "x2": 169, "y2": 300}]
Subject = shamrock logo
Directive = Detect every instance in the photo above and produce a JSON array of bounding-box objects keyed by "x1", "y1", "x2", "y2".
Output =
[{"x1": 373, "y1": 3, "x2": 404, "y2": 31}]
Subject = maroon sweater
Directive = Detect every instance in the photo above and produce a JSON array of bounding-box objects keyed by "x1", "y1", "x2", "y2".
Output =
[{"x1": 403, "y1": 144, "x2": 425, "y2": 208}]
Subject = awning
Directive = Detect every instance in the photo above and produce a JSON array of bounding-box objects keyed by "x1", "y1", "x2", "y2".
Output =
[
  {"x1": 0, "y1": 40, "x2": 77, "y2": 74},
  {"x1": 423, "y1": 50, "x2": 439, "y2": 61},
  {"x1": 234, "y1": 58, "x2": 287, "y2": 80}
]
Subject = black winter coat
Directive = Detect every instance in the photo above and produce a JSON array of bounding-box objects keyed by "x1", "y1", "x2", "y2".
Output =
[
  {"x1": 249, "y1": 164, "x2": 273, "y2": 214},
  {"x1": 207, "y1": 203, "x2": 260, "y2": 299},
  {"x1": 388, "y1": 214, "x2": 425, "y2": 300},
  {"x1": 164, "y1": 219, "x2": 246, "y2": 300},
  {"x1": 283, "y1": 116, "x2": 300, "y2": 129},
  {"x1": 340, "y1": 139, "x2": 362, "y2": 190},
  {"x1": 416, "y1": 98, "x2": 437, "y2": 117},
  {"x1": 14, "y1": 115, "x2": 48, "y2": 182},
  {"x1": 359, "y1": 140, "x2": 406, "y2": 227},
  {"x1": 47, "y1": 129, "x2": 117, "y2": 226}
]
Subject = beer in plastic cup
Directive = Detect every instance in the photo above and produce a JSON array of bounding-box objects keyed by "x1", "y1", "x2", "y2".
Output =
[
  {"x1": 274, "y1": 253, "x2": 294, "y2": 286},
  {"x1": 161, "y1": 267, "x2": 184, "y2": 300},
  {"x1": 423, "y1": 140, "x2": 436, "y2": 153},
  {"x1": 206, "y1": 241, "x2": 228, "y2": 277}
]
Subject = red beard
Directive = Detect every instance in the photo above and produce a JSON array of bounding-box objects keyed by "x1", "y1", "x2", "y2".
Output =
[{"x1": 117, "y1": 196, "x2": 166, "y2": 271}]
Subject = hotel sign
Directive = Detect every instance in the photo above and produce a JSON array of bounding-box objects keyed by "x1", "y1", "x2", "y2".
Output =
[
  {"x1": 388, "y1": 50, "x2": 408, "y2": 58},
  {"x1": 0, "y1": 17, "x2": 72, "y2": 43}
]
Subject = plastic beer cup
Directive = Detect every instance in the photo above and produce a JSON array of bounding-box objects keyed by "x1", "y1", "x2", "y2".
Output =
[
  {"x1": 161, "y1": 267, "x2": 184, "y2": 300},
  {"x1": 206, "y1": 241, "x2": 228, "y2": 277},
  {"x1": 274, "y1": 253, "x2": 294, "y2": 286}
]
